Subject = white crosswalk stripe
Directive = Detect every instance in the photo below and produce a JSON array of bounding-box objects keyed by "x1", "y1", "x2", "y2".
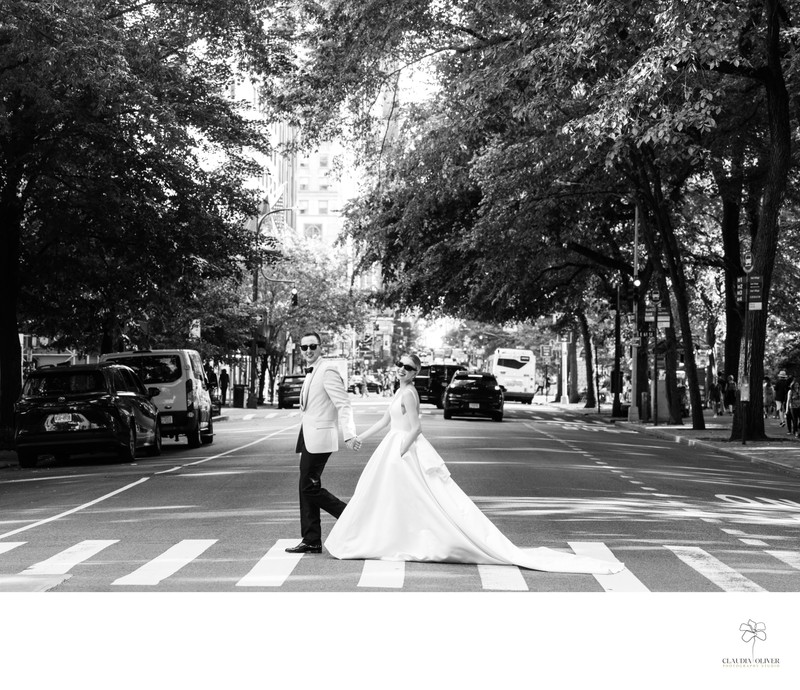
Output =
[
  {"x1": 664, "y1": 545, "x2": 766, "y2": 592},
  {"x1": 22, "y1": 539, "x2": 118, "y2": 575},
  {"x1": 112, "y1": 539, "x2": 217, "y2": 586},
  {"x1": 477, "y1": 564, "x2": 528, "y2": 591},
  {"x1": 568, "y1": 542, "x2": 649, "y2": 592},
  {"x1": 358, "y1": 559, "x2": 405, "y2": 588},
  {"x1": 765, "y1": 550, "x2": 800, "y2": 570},
  {"x1": 0, "y1": 542, "x2": 25, "y2": 555},
  {"x1": 236, "y1": 539, "x2": 303, "y2": 587}
]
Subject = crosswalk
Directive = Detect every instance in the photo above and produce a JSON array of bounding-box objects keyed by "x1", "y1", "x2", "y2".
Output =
[{"x1": 1, "y1": 537, "x2": 798, "y2": 592}]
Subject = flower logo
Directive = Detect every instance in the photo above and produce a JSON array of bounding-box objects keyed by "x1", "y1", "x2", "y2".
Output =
[{"x1": 740, "y1": 619, "x2": 767, "y2": 659}]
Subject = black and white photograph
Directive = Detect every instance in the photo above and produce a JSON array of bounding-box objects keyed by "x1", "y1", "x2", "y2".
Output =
[{"x1": 1, "y1": 1, "x2": 799, "y2": 688}]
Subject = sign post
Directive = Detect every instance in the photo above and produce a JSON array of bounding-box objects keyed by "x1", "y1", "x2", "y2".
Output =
[
  {"x1": 559, "y1": 331, "x2": 570, "y2": 404},
  {"x1": 740, "y1": 252, "x2": 756, "y2": 445}
]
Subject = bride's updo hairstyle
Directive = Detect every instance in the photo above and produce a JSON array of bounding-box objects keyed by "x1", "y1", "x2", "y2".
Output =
[{"x1": 406, "y1": 354, "x2": 422, "y2": 371}]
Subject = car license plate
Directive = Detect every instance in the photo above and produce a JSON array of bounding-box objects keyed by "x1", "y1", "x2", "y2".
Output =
[
  {"x1": 469, "y1": 403, "x2": 479, "y2": 409},
  {"x1": 161, "y1": 415, "x2": 173, "y2": 424},
  {"x1": 54, "y1": 413, "x2": 72, "y2": 423}
]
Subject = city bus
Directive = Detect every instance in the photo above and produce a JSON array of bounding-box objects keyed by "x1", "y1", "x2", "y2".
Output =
[{"x1": 486, "y1": 348, "x2": 536, "y2": 404}]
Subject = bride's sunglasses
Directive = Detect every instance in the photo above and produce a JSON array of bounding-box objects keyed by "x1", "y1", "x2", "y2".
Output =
[
  {"x1": 300, "y1": 344, "x2": 319, "y2": 351},
  {"x1": 395, "y1": 360, "x2": 417, "y2": 372}
]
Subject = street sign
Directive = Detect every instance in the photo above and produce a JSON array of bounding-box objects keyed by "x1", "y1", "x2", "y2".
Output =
[
  {"x1": 748, "y1": 275, "x2": 763, "y2": 310},
  {"x1": 648, "y1": 289, "x2": 660, "y2": 305},
  {"x1": 743, "y1": 251, "x2": 754, "y2": 273}
]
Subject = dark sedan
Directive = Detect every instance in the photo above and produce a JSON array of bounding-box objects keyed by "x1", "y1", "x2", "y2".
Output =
[
  {"x1": 14, "y1": 363, "x2": 161, "y2": 467},
  {"x1": 277, "y1": 374, "x2": 306, "y2": 408},
  {"x1": 443, "y1": 372, "x2": 505, "y2": 422}
]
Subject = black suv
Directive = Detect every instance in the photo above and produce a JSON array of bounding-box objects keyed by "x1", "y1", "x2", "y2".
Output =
[
  {"x1": 443, "y1": 372, "x2": 505, "y2": 422},
  {"x1": 414, "y1": 364, "x2": 467, "y2": 408},
  {"x1": 14, "y1": 363, "x2": 162, "y2": 467},
  {"x1": 277, "y1": 374, "x2": 306, "y2": 408}
]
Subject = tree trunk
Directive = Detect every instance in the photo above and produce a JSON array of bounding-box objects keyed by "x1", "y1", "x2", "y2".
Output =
[
  {"x1": 578, "y1": 310, "x2": 596, "y2": 408},
  {"x1": 0, "y1": 195, "x2": 23, "y2": 431},
  {"x1": 568, "y1": 332, "x2": 580, "y2": 403},
  {"x1": 731, "y1": 0, "x2": 791, "y2": 442}
]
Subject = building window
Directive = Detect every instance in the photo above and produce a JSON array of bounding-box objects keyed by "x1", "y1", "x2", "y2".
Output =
[
  {"x1": 319, "y1": 154, "x2": 329, "y2": 168},
  {"x1": 299, "y1": 177, "x2": 309, "y2": 191},
  {"x1": 298, "y1": 200, "x2": 309, "y2": 215},
  {"x1": 318, "y1": 200, "x2": 328, "y2": 215},
  {"x1": 300, "y1": 157, "x2": 309, "y2": 168},
  {"x1": 319, "y1": 182, "x2": 331, "y2": 191},
  {"x1": 304, "y1": 224, "x2": 322, "y2": 240}
]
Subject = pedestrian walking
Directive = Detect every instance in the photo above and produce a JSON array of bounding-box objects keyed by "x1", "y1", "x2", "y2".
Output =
[
  {"x1": 324, "y1": 354, "x2": 624, "y2": 575},
  {"x1": 219, "y1": 368, "x2": 230, "y2": 406},
  {"x1": 787, "y1": 381, "x2": 800, "y2": 436},
  {"x1": 775, "y1": 370, "x2": 791, "y2": 427},
  {"x1": 285, "y1": 331, "x2": 358, "y2": 554},
  {"x1": 763, "y1": 376, "x2": 776, "y2": 419},
  {"x1": 724, "y1": 375, "x2": 737, "y2": 415},
  {"x1": 708, "y1": 376, "x2": 722, "y2": 417}
]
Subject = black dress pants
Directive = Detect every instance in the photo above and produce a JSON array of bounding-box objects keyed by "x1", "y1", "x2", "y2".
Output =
[{"x1": 296, "y1": 430, "x2": 347, "y2": 544}]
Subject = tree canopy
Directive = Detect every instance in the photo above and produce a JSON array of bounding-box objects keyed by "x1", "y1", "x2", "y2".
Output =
[{"x1": 271, "y1": 0, "x2": 800, "y2": 435}]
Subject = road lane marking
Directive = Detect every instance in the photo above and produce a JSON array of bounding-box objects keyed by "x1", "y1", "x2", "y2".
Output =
[
  {"x1": 765, "y1": 550, "x2": 800, "y2": 570},
  {"x1": 22, "y1": 540, "x2": 119, "y2": 575},
  {"x1": 663, "y1": 545, "x2": 766, "y2": 592},
  {"x1": 0, "y1": 425, "x2": 300, "y2": 541},
  {"x1": 236, "y1": 539, "x2": 304, "y2": 587},
  {"x1": 477, "y1": 564, "x2": 528, "y2": 591},
  {"x1": 0, "y1": 574, "x2": 70, "y2": 592},
  {"x1": 358, "y1": 560, "x2": 405, "y2": 588},
  {"x1": 0, "y1": 542, "x2": 25, "y2": 555},
  {"x1": 0, "y1": 479, "x2": 149, "y2": 541},
  {"x1": 568, "y1": 542, "x2": 649, "y2": 592},
  {"x1": 740, "y1": 538, "x2": 769, "y2": 546},
  {"x1": 112, "y1": 539, "x2": 217, "y2": 586}
]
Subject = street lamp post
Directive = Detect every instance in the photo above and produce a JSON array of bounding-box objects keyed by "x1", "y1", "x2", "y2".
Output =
[
  {"x1": 628, "y1": 204, "x2": 641, "y2": 422},
  {"x1": 247, "y1": 205, "x2": 293, "y2": 409}
]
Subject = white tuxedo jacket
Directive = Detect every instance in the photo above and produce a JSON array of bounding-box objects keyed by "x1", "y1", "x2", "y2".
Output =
[{"x1": 299, "y1": 359, "x2": 356, "y2": 454}]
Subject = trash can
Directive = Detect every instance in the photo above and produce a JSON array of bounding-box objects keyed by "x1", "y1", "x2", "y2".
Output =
[{"x1": 232, "y1": 383, "x2": 246, "y2": 408}]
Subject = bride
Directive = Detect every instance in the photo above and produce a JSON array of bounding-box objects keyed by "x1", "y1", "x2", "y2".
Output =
[{"x1": 325, "y1": 355, "x2": 625, "y2": 574}]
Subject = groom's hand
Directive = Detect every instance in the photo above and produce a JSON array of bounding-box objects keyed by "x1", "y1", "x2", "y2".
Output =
[{"x1": 345, "y1": 437, "x2": 360, "y2": 451}]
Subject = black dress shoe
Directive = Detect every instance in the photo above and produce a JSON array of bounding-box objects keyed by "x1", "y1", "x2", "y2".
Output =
[{"x1": 285, "y1": 542, "x2": 322, "y2": 554}]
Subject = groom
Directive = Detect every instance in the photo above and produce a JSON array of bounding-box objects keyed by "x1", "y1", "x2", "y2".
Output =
[{"x1": 285, "y1": 331, "x2": 358, "y2": 554}]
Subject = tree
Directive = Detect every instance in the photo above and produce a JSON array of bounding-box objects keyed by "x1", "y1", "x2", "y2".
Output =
[{"x1": 1, "y1": 1, "x2": 296, "y2": 430}]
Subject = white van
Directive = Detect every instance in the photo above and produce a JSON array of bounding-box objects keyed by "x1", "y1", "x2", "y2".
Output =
[{"x1": 100, "y1": 349, "x2": 213, "y2": 447}]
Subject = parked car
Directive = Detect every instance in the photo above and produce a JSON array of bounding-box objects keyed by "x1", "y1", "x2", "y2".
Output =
[
  {"x1": 278, "y1": 374, "x2": 306, "y2": 408},
  {"x1": 100, "y1": 349, "x2": 213, "y2": 447},
  {"x1": 443, "y1": 372, "x2": 505, "y2": 422},
  {"x1": 414, "y1": 364, "x2": 468, "y2": 408},
  {"x1": 14, "y1": 363, "x2": 161, "y2": 468}
]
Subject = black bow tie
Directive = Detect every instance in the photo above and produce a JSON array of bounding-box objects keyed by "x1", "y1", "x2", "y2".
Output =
[{"x1": 305, "y1": 367, "x2": 314, "y2": 374}]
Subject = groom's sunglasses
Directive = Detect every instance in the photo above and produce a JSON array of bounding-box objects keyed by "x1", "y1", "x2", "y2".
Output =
[
  {"x1": 395, "y1": 361, "x2": 417, "y2": 372},
  {"x1": 300, "y1": 344, "x2": 319, "y2": 351}
]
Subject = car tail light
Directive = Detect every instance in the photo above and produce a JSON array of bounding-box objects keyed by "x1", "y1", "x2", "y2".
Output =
[{"x1": 186, "y1": 379, "x2": 194, "y2": 411}]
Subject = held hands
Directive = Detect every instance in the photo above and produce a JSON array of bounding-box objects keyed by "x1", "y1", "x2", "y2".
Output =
[{"x1": 346, "y1": 437, "x2": 362, "y2": 451}]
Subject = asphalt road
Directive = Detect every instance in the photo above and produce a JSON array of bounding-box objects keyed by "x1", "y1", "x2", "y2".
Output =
[{"x1": 1, "y1": 396, "x2": 799, "y2": 593}]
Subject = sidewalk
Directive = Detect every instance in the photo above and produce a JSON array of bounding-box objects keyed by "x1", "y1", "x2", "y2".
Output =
[{"x1": 550, "y1": 399, "x2": 800, "y2": 478}]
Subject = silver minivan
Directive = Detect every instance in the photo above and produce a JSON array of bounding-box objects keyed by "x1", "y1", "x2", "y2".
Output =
[{"x1": 100, "y1": 349, "x2": 213, "y2": 447}]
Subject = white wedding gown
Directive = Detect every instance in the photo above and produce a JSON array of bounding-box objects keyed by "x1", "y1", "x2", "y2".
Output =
[{"x1": 325, "y1": 392, "x2": 625, "y2": 574}]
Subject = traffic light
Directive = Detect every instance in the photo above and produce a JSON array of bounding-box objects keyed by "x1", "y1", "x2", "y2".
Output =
[{"x1": 291, "y1": 288, "x2": 298, "y2": 307}]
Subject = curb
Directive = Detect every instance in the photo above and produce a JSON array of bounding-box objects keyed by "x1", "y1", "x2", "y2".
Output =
[{"x1": 614, "y1": 420, "x2": 800, "y2": 479}]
